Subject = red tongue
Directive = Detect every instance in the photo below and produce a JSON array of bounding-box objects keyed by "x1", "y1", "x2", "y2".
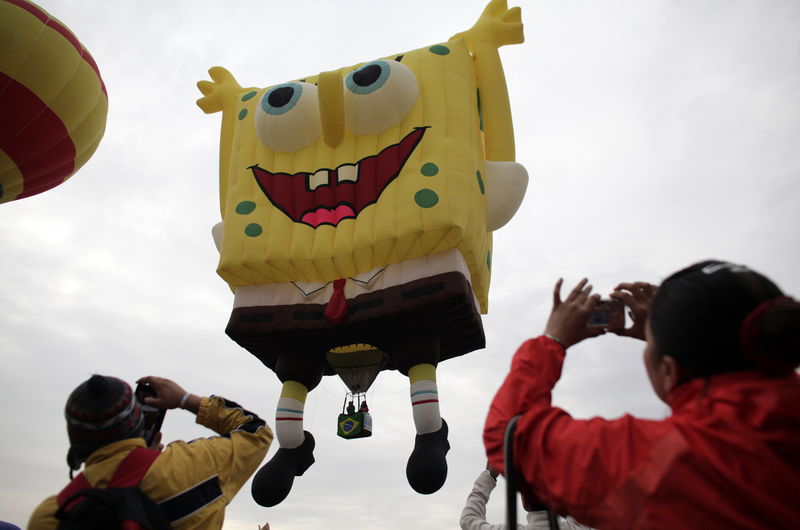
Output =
[
  {"x1": 325, "y1": 279, "x2": 348, "y2": 324},
  {"x1": 301, "y1": 204, "x2": 356, "y2": 228}
]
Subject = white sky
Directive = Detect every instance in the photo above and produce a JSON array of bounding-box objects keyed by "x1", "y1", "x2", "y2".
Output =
[{"x1": 1, "y1": 1, "x2": 799, "y2": 529}]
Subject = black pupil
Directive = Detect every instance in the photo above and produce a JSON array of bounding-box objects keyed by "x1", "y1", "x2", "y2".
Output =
[
  {"x1": 353, "y1": 64, "x2": 383, "y2": 87},
  {"x1": 268, "y1": 86, "x2": 295, "y2": 107}
]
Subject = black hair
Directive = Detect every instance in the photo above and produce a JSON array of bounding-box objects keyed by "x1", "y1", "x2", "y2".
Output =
[{"x1": 650, "y1": 260, "x2": 800, "y2": 381}]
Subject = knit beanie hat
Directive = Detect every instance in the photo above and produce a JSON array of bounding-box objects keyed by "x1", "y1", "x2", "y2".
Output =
[{"x1": 65, "y1": 375, "x2": 144, "y2": 470}]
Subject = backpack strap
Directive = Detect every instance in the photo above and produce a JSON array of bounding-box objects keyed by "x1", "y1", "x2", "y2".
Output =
[
  {"x1": 57, "y1": 474, "x2": 92, "y2": 511},
  {"x1": 56, "y1": 447, "x2": 161, "y2": 510},
  {"x1": 107, "y1": 448, "x2": 161, "y2": 488}
]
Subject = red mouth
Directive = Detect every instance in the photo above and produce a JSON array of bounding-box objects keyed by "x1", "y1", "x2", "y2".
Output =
[{"x1": 250, "y1": 127, "x2": 426, "y2": 228}]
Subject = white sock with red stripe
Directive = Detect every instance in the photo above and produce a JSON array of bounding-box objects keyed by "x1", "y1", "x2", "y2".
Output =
[
  {"x1": 409, "y1": 364, "x2": 442, "y2": 435},
  {"x1": 276, "y1": 381, "x2": 307, "y2": 449}
]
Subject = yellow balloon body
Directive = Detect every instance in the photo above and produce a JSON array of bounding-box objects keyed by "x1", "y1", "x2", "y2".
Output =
[
  {"x1": 213, "y1": 40, "x2": 494, "y2": 310},
  {"x1": 0, "y1": 0, "x2": 108, "y2": 204}
]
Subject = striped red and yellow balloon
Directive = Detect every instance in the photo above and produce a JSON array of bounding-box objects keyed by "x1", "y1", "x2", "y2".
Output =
[{"x1": 0, "y1": 0, "x2": 107, "y2": 204}]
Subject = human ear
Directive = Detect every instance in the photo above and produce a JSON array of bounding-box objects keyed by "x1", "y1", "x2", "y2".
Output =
[{"x1": 660, "y1": 355, "x2": 681, "y2": 393}]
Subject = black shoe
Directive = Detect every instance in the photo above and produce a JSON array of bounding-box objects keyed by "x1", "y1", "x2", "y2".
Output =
[
  {"x1": 406, "y1": 419, "x2": 450, "y2": 494},
  {"x1": 251, "y1": 431, "x2": 315, "y2": 507}
]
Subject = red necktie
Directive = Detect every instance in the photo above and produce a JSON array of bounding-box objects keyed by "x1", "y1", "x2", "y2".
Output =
[{"x1": 325, "y1": 278, "x2": 348, "y2": 324}]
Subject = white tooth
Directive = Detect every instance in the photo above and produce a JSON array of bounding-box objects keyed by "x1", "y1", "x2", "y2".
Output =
[
  {"x1": 337, "y1": 164, "x2": 357, "y2": 183},
  {"x1": 308, "y1": 169, "x2": 329, "y2": 190}
]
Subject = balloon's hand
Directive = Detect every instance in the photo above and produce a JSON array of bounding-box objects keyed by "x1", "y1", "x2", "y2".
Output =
[
  {"x1": 451, "y1": 0, "x2": 523, "y2": 50},
  {"x1": 609, "y1": 282, "x2": 659, "y2": 341},
  {"x1": 544, "y1": 278, "x2": 604, "y2": 349},
  {"x1": 197, "y1": 67, "x2": 243, "y2": 114}
]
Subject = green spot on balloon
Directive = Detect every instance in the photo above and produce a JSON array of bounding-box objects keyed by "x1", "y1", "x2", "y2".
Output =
[
  {"x1": 414, "y1": 189, "x2": 439, "y2": 208},
  {"x1": 429, "y1": 45, "x2": 450, "y2": 55},
  {"x1": 476, "y1": 170, "x2": 485, "y2": 194},
  {"x1": 487, "y1": 250, "x2": 492, "y2": 270},
  {"x1": 245, "y1": 223, "x2": 262, "y2": 237},
  {"x1": 236, "y1": 201, "x2": 256, "y2": 214},
  {"x1": 238, "y1": 108, "x2": 248, "y2": 120},
  {"x1": 242, "y1": 91, "x2": 257, "y2": 101},
  {"x1": 421, "y1": 163, "x2": 439, "y2": 177}
]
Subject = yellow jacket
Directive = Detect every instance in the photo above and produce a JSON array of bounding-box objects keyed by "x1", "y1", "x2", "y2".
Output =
[{"x1": 29, "y1": 396, "x2": 273, "y2": 529}]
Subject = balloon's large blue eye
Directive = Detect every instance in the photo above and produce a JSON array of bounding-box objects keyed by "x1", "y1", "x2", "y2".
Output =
[
  {"x1": 255, "y1": 82, "x2": 321, "y2": 152},
  {"x1": 344, "y1": 60, "x2": 419, "y2": 135},
  {"x1": 261, "y1": 83, "x2": 303, "y2": 115},
  {"x1": 345, "y1": 62, "x2": 391, "y2": 95}
]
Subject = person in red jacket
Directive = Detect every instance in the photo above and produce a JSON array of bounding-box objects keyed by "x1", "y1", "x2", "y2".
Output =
[{"x1": 484, "y1": 260, "x2": 800, "y2": 529}]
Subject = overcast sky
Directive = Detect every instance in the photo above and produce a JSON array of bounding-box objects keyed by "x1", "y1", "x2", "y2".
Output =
[{"x1": 2, "y1": 1, "x2": 799, "y2": 528}]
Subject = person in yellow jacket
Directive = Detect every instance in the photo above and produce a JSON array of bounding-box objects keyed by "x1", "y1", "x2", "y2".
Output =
[{"x1": 28, "y1": 375, "x2": 273, "y2": 529}]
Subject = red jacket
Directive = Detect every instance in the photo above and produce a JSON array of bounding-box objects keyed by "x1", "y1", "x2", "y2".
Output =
[{"x1": 484, "y1": 336, "x2": 800, "y2": 529}]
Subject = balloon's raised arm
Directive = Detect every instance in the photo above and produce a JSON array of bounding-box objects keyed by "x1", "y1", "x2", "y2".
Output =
[
  {"x1": 197, "y1": 67, "x2": 250, "y2": 218},
  {"x1": 450, "y1": 0, "x2": 523, "y2": 162}
]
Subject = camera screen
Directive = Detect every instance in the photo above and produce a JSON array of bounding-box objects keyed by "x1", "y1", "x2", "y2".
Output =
[{"x1": 587, "y1": 299, "x2": 625, "y2": 329}]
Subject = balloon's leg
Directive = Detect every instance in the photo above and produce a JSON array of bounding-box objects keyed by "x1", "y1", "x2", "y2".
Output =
[
  {"x1": 275, "y1": 380, "x2": 310, "y2": 449},
  {"x1": 405, "y1": 363, "x2": 450, "y2": 494},
  {"x1": 409, "y1": 363, "x2": 442, "y2": 434},
  {"x1": 252, "y1": 354, "x2": 324, "y2": 507}
]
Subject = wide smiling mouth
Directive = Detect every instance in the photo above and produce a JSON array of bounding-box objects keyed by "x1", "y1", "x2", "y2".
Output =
[{"x1": 250, "y1": 127, "x2": 427, "y2": 228}]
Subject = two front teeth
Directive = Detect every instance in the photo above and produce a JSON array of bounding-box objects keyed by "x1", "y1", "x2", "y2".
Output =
[{"x1": 308, "y1": 163, "x2": 359, "y2": 191}]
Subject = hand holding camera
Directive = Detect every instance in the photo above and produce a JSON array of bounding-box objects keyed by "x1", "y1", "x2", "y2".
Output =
[
  {"x1": 609, "y1": 282, "x2": 659, "y2": 341},
  {"x1": 134, "y1": 376, "x2": 196, "y2": 448},
  {"x1": 543, "y1": 278, "x2": 607, "y2": 349},
  {"x1": 543, "y1": 278, "x2": 659, "y2": 349},
  {"x1": 135, "y1": 376, "x2": 190, "y2": 409},
  {"x1": 135, "y1": 382, "x2": 166, "y2": 447}
]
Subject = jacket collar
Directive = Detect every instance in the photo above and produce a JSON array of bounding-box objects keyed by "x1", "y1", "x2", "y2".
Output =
[
  {"x1": 85, "y1": 437, "x2": 147, "y2": 466},
  {"x1": 667, "y1": 369, "x2": 794, "y2": 411}
]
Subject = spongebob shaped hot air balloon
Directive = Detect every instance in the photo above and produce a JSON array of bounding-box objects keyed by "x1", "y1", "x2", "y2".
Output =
[
  {"x1": 0, "y1": 0, "x2": 107, "y2": 204},
  {"x1": 197, "y1": 0, "x2": 527, "y2": 505}
]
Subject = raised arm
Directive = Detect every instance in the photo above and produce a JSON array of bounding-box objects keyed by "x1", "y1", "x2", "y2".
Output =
[
  {"x1": 450, "y1": 0, "x2": 524, "y2": 161},
  {"x1": 197, "y1": 67, "x2": 247, "y2": 218}
]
